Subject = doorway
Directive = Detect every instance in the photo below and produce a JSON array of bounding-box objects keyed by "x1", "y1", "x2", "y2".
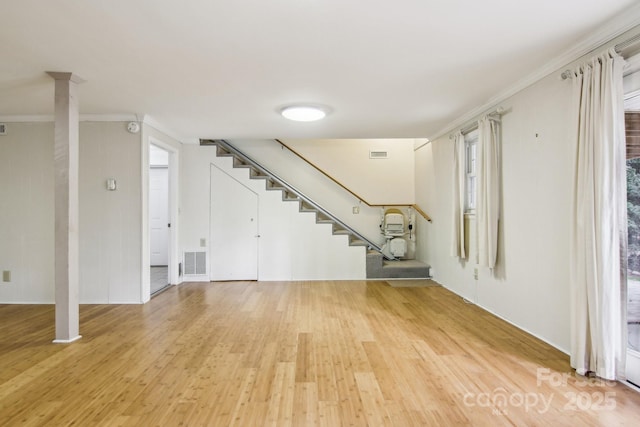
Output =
[
  {"x1": 210, "y1": 164, "x2": 259, "y2": 281},
  {"x1": 624, "y1": 82, "x2": 640, "y2": 385},
  {"x1": 150, "y1": 144, "x2": 170, "y2": 294},
  {"x1": 625, "y1": 115, "x2": 640, "y2": 387}
]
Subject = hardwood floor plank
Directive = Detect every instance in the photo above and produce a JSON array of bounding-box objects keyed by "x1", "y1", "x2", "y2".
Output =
[
  {"x1": 317, "y1": 400, "x2": 341, "y2": 427},
  {"x1": 360, "y1": 341, "x2": 400, "y2": 401},
  {"x1": 295, "y1": 332, "x2": 315, "y2": 383},
  {"x1": 292, "y1": 382, "x2": 318, "y2": 426},
  {"x1": 1, "y1": 281, "x2": 640, "y2": 426},
  {"x1": 315, "y1": 337, "x2": 339, "y2": 402},
  {"x1": 354, "y1": 372, "x2": 391, "y2": 426}
]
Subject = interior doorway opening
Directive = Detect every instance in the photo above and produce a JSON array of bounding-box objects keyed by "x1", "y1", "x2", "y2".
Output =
[
  {"x1": 150, "y1": 144, "x2": 171, "y2": 294},
  {"x1": 624, "y1": 77, "x2": 640, "y2": 386}
]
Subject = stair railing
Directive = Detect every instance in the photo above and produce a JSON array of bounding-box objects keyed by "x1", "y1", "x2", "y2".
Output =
[
  {"x1": 201, "y1": 139, "x2": 388, "y2": 257},
  {"x1": 276, "y1": 139, "x2": 432, "y2": 222}
]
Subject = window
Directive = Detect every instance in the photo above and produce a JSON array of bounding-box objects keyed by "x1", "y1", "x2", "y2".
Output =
[{"x1": 465, "y1": 131, "x2": 478, "y2": 213}]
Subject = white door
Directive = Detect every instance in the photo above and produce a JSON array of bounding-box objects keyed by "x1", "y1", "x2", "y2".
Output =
[
  {"x1": 210, "y1": 165, "x2": 259, "y2": 280},
  {"x1": 150, "y1": 167, "x2": 169, "y2": 266}
]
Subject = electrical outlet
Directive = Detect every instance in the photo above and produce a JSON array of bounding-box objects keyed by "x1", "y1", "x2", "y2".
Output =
[
  {"x1": 2, "y1": 271, "x2": 10, "y2": 282},
  {"x1": 352, "y1": 206, "x2": 360, "y2": 214},
  {"x1": 200, "y1": 238, "x2": 207, "y2": 247},
  {"x1": 473, "y1": 267, "x2": 478, "y2": 280}
]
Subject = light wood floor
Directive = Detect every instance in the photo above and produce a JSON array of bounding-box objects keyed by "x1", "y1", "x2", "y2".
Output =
[{"x1": 1, "y1": 281, "x2": 639, "y2": 426}]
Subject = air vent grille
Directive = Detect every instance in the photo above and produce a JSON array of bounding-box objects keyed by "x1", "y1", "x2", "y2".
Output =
[
  {"x1": 184, "y1": 251, "x2": 207, "y2": 275},
  {"x1": 369, "y1": 150, "x2": 388, "y2": 159}
]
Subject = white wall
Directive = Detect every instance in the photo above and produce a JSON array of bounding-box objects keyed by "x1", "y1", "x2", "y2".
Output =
[
  {"x1": 0, "y1": 123, "x2": 55, "y2": 303},
  {"x1": 228, "y1": 139, "x2": 390, "y2": 246},
  {"x1": 282, "y1": 138, "x2": 416, "y2": 204},
  {"x1": 180, "y1": 144, "x2": 366, "y2": 281},
  {"x1": 79, "y1": 122, "x2": 143, "y2": 303},
  {"x1": 0, "y1": 121, "x2": 144, "y2": 303},
  {"x1": 415, "y1": 26, "x2": 640, "y2": 353},
  {"x1": 415, "y1": 58, "x2": 577, "y2": 352},
  {"x1": 414, "y1": 139, "x2": 435, "y2": 274}
]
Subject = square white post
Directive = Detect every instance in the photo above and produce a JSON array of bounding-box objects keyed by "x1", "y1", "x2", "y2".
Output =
[{"x1": 48, "y1": 72, "x2": 84, "y2": 344}]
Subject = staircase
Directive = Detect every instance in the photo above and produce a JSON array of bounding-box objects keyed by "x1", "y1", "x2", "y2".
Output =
[
  {"x1": 201, "y1": 138, "x2": 431, "y2": 280},
  {"x1": 202, "y1": 139, "x2": 379, "y2": 253}
]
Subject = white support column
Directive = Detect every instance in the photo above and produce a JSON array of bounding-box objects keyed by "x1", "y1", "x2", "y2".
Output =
[{"x1": 47, "y1": 71, "x2": 84, "y2": 344}]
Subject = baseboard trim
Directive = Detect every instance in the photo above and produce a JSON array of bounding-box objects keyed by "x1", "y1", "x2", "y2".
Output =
[
  {"x1": 434, "y1": 278, "x2": 570, "y2": 356},
  {"x1": 53, "y1": 335, "x2": 82, "y2": 344}
]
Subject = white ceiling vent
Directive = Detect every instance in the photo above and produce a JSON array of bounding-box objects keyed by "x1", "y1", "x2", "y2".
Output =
[
  {"x1": 369, "y1": 150, "x2": 388, "y2": 159},
  {"x1": 0, "y1": 124, "x2": 6, "y2": 135}
]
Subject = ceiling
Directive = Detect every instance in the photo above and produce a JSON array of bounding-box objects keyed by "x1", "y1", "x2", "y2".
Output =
[{"x1": 1, "y1": 1, "x2": 640, "y2": 143}]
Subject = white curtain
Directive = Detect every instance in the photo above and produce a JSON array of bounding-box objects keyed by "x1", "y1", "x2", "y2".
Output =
[
  {"x1": 477, "y1": 117, "x2": 500, "y2": 269},
  {"x1": 451, "y1": 131, "x2": 466, "y2": 259},
  {"x1": 570, "y1": 48, "x2": 627, "y2": 380}
]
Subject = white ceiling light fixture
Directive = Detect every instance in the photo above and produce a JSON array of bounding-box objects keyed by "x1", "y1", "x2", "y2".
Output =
[{"x1": 280, "y1": 105, "x2": 328, "y2": 122}]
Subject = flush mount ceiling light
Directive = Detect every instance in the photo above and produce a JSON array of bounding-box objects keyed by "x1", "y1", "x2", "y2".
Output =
[{"x1": 280, "y1": 105, "x2": 328, "y2": 122}]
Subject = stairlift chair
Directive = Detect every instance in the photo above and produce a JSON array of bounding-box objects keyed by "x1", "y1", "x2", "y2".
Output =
[{"x1": 381, "y1": 208, "x2": 407, "y2": 258}]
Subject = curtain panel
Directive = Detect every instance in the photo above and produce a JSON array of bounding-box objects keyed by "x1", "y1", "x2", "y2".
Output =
[
  {"x1": 570, "y1": 48, "x2": 627, "y2": 380},
  {"x1": 451, "y1": 132, "x2": 466, "y2": 259},
  {"x1": 477, "y1": 117, "x2": 501, "y2": 269}
]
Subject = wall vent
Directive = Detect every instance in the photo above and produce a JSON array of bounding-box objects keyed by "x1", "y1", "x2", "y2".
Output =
[
  {"x1": 369, "y1": 150, "x2": 388, "y2": 159},
  {"x1": 184, "y1": 250, "x2": 207, "y2": 275},
  {"x1": 0, "y1": 124, "x2": 6, "y2": 135}
]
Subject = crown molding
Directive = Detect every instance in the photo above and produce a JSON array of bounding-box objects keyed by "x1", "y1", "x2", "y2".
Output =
[
  {"x1": 0, "y1": 115, "x2": 53, "y2": 122},
  {"x1": 0, "y1": 114, "x2": 138, "y2": 122},
  {"x1": 0, "y1": 113, "x2": 193, "y2": 144},
  {"x1": 428, "y1": 3, "x2": 640, "y2": 142},
  {"x1": 81, "y1": 114, "x2": 138, "y2": 122}
]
